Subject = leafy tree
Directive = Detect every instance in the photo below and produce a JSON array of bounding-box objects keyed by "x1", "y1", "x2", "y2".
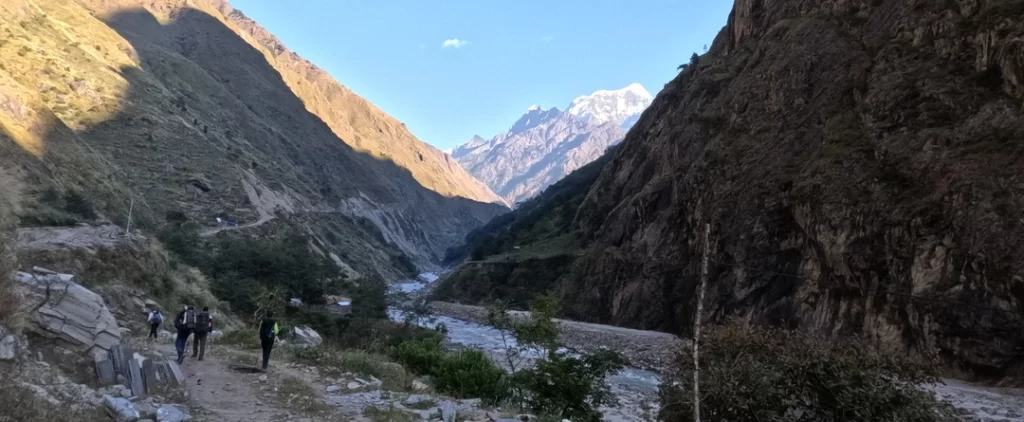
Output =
[{"x1": 488, "y1": 294, "x2": 625, "y2": 421}]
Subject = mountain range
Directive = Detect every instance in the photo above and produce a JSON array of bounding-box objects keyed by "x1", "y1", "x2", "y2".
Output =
[
  {"x1": 450, "y1": 84, "x2": 653, "y2": 205},
  {"x1": 0, "y1": 0, "x2": 505, "y2": 279}
]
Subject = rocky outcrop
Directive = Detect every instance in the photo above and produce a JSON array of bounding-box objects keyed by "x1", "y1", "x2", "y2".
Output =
[
  {"x1": 560, "y1": 0, "x2": 1024, "y2": 377},
  {"x1": 16, "y1": 269, "x2": 121, "y2": 353}
]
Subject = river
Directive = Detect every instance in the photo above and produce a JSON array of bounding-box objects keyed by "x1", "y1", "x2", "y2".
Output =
[
  {"x1": 387, "y1": 276, "x2": 661, "y2": 421},
  {"x1": 387, "y1": 275, "x2": 1024, "y2": 422}
]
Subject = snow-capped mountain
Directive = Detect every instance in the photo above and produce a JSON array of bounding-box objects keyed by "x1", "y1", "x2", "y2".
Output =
[
  {"x1": 450, "y1": 83, "x2": 653, "y2": 205},
  {"x1": 565, "y1": 83, "x2": 653, "y2": 129}
]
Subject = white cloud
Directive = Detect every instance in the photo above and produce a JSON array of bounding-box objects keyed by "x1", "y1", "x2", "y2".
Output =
[
  {"x1": 441, "y1": 39, "x2": 469, "y2": 49},
  {"x1": 539, "y1": 35, "x2": 554, "y2": 43}
]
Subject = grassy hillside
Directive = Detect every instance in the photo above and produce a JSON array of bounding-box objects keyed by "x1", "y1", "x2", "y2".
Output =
[
  {"x1": 434, "y1": 146, "x2": 617, "y2": 307},
  {"x1": 0, "y1": 0, "x2": 505, "y2": 278}
]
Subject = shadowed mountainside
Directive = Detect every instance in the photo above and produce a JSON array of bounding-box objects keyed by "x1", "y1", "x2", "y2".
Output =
[
  {"x1": 0, "y1": 0, "x2": 506, "y2": 279},
  {"x1": 440, "y1": 0, "x2": 1024, "y2": 379}
]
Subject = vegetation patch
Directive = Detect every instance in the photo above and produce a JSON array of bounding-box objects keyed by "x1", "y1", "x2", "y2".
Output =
[{"x1": 659, "y1": 323, "x2": 957, "y2": 422}]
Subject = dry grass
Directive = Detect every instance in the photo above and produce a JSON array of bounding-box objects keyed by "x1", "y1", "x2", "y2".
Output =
[
  {"x1": 0, "y1": 167, "x2": 23, "y2": 327},
  {"x1": 0, "y1": 366, "x2": 105, "y2": 422}
]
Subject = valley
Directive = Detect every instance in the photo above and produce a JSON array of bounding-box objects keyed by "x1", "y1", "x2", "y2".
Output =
[{"x1": 1, "y1": 0, "x2": 1024, "y2": 421}]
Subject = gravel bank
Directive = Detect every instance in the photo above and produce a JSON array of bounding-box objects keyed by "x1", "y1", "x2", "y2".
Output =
[{"x1": 429, "y1": 301, "x2": 683, "y2": 372}]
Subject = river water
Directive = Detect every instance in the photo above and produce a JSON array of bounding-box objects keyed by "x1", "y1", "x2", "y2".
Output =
[{"x1": 387, "y1": 277, "x2": 661, "y2": 421}]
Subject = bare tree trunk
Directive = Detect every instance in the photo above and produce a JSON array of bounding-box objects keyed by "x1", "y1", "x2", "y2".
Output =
[{"x1": 693, "y1": 223, "x2": 711, "y2": 422}]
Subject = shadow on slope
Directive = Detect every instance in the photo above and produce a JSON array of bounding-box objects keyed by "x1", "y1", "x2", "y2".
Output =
[{"x1": 8, "y1": 6, "x2": 505, "y2": 270}]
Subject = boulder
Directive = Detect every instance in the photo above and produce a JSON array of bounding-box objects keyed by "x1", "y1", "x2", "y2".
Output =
[
  {"x1": 411, "y1": 380, "x2": 429, "y2": 391},
  {"x1": 326, "y1": 385, "x2": 341, "y2": 393},
  {"x1": 0, "y1": 327, "x2": 19, "y2": 361},
  {"x1": 403, "y1": 394, "x2": 434, "y2": 405},
  {"x1": 144, "y1": 299, "x2": 159, "y2": 309},
  {"x1": 440, "y1": 400, "x2": 457, "y2": 422},
  {"x1": 16, "y1": 271, "x2": 121, "y2": 353},
  {"x1": 103, "y1": 394, "x2": 141, "y2": 422},
  {"x1": 291, "y1": 326, "x2": 322, "y2": 348},
  {"x1": 155, "y1": 404, "x2": 191, "y2": 422}
]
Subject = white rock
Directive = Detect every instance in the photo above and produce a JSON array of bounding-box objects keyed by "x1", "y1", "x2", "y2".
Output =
[
  {"x1": 103, "y1": 395, "x2": 141, "y2": 422},
  {"x1": 347, "y1": 381, "x2": 362, "y2": 390},
  {"x1": 0, "y1": 333, "x2": 18, "y2": 360},
  {"x1": 412, "y1": 380, "x2": 429, "y2": 391},
  {"x1": 326, "y1": 385, "x2": 341, "y2": 393},
  {"x1": 156, "y1": 404, "x2": 192, "y2": 422},
  {"x1": 290, "y1": 326, "x2": 323, "y2": 348},
  {"x1": 16, "y1": 271, "x2": 120, "y2": 353},
  {"x1": 354, "y1": 377, "x2": 370, "y2": 385},
  {"x1": 258, "y1": 375, "x2": 268, "y2": 382}
]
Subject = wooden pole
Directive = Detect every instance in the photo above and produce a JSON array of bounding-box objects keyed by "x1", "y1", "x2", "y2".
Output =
[
  {"x1": 124, "y1": 198, "x2": 134, "y2": 240},
  {"x1": 693, "y1": 222, "x2": 710, "y2": 422}
]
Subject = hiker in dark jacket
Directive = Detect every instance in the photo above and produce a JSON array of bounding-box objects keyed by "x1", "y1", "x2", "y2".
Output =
[
  {"x1": 174, "y1": 306, "x2": 197, "y2": 364},
  {"x1": 192, "y1": 306, "x2": 214, "y2": 361},
  {"x1": 258, "y1": 311, "x2": 280, "y2": 371}
]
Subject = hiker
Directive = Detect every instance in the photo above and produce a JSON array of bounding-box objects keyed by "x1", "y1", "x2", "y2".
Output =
[
  {"x1": 174, "y1": 306, "x2": 197, "y2": 364},
  {"x1": 258, "y1": 311, "x2": 280, "y2": 371},
  {"x1": 147, "y1": 308, "x2": 164, "y2": 339},
  {"x1": 192, "y1": 306, "x2": 214, "y2": 361}
]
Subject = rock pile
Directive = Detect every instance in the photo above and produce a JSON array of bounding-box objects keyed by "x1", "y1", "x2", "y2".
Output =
[{"x1": 15, "y1": 268, "x2": 121, "y2": 354}]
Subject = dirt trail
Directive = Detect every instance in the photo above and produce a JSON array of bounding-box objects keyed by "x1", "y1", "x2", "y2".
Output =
[
  {"x1": 199, "y1": 215, "x2": 274, "y2": 237},
  {"x1": 174, "y1": 354, "x2": 287, "y2": 422}
]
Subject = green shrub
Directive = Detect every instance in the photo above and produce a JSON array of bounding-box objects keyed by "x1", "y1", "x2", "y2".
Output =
[
  {"x1": 390, "y1": 338, "x2": 446, "y2": 376},
  {"x1": 62, "y1": 190, "x2": 97, "y2": 220},
  {"x1": 433, "y1": 349, "x2": 507, "y2": 402},
  {"x1": 390, "y1": 337, "x2": 508, "y2": 403},
  {"x1": 511, "y1": 349, "x2": 625, "y2": 422},
  {"x1": 659, "y1": 323, "x2": 956, "y2": 422}
]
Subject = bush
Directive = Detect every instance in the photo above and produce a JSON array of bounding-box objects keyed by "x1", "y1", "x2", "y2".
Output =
[
  {"x1": 659, "y1": 323, "x2": 957, "y2": 422},
  {"x1": 512, "y1": 349, "x2": 625, "y2": 422},
  {"x1": 390, "y1": 337, "x2": 507, "y2": 403},
  {"x1": 434, "y1": 349, "x2": 507, "y2": 402}
]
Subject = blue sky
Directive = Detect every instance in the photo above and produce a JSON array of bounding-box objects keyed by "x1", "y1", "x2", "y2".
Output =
[{"x1": 229, "y1": 0, "x2": 734, "y2": 150}]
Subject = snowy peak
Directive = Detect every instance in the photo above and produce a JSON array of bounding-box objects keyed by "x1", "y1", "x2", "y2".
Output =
[
  {"x1": 509, "y1": 106, "x2": 562, "y2": 135},
  {"x1": 566, "y1": 83, "x2": 653, "y2": 129}
]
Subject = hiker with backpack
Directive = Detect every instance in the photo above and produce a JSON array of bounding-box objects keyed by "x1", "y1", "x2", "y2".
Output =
[
  {"x1": 192, "y1": 306, "x2": 214, "y2": 361},
  {"x1": 258, "y1": 311, "x2": 280, "y2": 371},
  {"x1": 147, "y1": 308, "x2": 164, "y2": 339},
  {"x1": 174, "y1": 306, "x2": 197, "y2": 364}
]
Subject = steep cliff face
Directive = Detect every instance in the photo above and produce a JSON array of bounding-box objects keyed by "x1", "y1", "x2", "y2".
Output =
[
  {"x1": 566, "y1": 0, "x2": 1024, "y2": 375},
  {"x1": 0, "y1": 0, "x2": 506, "y2": 277}
]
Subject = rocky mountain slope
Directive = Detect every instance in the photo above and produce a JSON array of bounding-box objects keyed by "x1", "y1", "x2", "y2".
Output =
[
  {"x1": 451, "y1": 85, "x2": 651, "y2": 205},
  {"x1": 0, "y1": 0, "x2": 507, "y2": 278},
  {"x1": 444, "y1": 0, "x2": 1024, "y2": 378}
]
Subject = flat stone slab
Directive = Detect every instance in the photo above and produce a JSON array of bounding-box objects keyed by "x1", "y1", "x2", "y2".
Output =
[{"x1": 95, "y1": 358, "x2": 117, "y2": 386}]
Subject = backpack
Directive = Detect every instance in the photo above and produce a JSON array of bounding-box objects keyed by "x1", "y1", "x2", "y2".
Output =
[
  {"x1": 183, "y1": 309, "x2": 197, "y2": 330},
  {"x1": 195, "y1": 311, "x2": 211, "y2": 334},
  {"x1": 149, "y1": 311, "x2": 163, "y2": 325},
  {"x1": 260, "y1": 319, "x2": 278, "y2": 340}
]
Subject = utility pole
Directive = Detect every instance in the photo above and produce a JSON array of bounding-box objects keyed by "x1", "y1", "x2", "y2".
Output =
[
  {"x1": 124, "y1": 198, "x2": 134, "y2": 241},
  {"x1": 693, "y1": 222, "x2": 710, "y2": 422}
]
